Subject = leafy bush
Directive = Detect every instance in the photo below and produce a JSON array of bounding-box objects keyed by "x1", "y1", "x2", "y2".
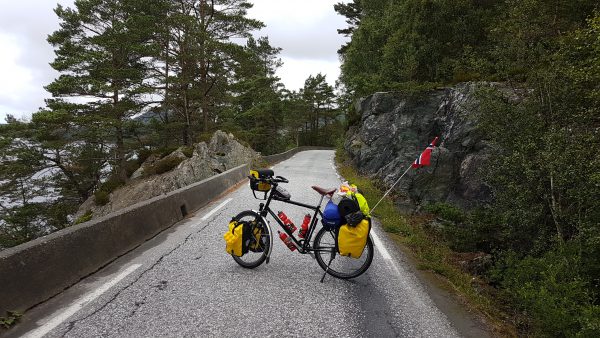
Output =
[
  {"x1": 144, "y1": 156, "x2": 184, "y2": 176},
  {"x1": 94, "y1": 190, "x2": 110, "y2": 206},
  {"x1": 441, "y1": 208, "x2": 506, "y2": 253},
  {"x1": 158, "y1": 146, "x2": 178, "y2": 159},
  {"x1": 489, "y1": 247, "x2": 600, "y2": 336},
  {"x1": 195, "y1": 132, "x2": 213, "y2": 144},
  {"x1": 181, "y1": 146, "x2": 194, "y2": 158},
  {"x1": 137, "y1": 148, "x2": 152, "y2": 165},
  {"x1": 124, "y1": 159, "x2": 141, "y2": 178},
  {"x1": 424, "y1": 202, "x2": 466, "y2": 223},
  {"x1": 154, "y1": 156, "x2": 184, "y2": 174},
  {"x1": 74, "y1": 211, "x2": 93, "y2": 225},
  {"x1": 0, "y1": 311, "x2": 21, "y2": 329},
  {"x1": 94, "y1": 176, "x2": 125, "y2": 206}
]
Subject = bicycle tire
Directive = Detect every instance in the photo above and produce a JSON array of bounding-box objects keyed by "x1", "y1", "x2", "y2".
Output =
[
  {"x1": 313, "y1": 227, "x2": 374, "y2": 279},
  {"x1": 231, "y1": 210, "x2": 271, "y2": 269}
]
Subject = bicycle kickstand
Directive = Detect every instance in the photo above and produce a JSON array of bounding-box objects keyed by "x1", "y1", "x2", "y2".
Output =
[{"x1": 320, "y1": 255, "x2": 335, "y2": 283}]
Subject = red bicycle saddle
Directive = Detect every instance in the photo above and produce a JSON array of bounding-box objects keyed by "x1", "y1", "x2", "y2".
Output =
[{"x1": 311, "y1": 186, "x2": 336, "y2": 196}]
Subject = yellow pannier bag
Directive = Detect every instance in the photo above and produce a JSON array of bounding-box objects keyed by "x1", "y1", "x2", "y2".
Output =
[
  {"x1": 248, "y1": 223, "x2": 263, "y2": 252},
  {"x1": 224, "y1": 220, "x2": 245, "y2": 256},
  {"x1": 338, "y1": 218, "x2": 371, "y2": 258}
]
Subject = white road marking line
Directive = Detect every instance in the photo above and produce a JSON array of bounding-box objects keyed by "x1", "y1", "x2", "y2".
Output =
[
  {"x1": 371, "y1": 230, "x2": 403, "y2": 275},
  {"x1": 199, "y1": 198, "x2": 232, "y2": 221},
  {"x1": 370, "y1": 230, "x2": 392, "y2": 260},
  {"x1": 24, "y1": 264, "x2": 142, "y2": 338}
]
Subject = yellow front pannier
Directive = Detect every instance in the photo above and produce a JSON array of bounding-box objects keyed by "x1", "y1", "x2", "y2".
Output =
[
  {"x1": 338, "y1": 218, "x2": 371, "y2": 258},
  {"x1": 224, "y1": 220, "x2": 245, "y2": 256},
  {"x1": 248, "y1": 223, "x2": 263, "y2": 252}
]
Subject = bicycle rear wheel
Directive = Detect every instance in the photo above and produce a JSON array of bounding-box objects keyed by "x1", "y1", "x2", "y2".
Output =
[
  {"x1": 313, "y1": 227, "x2": 373, "y2": 279},
  {"x1": 231, "y1": 210, "x2": 271, "y2": 269}
]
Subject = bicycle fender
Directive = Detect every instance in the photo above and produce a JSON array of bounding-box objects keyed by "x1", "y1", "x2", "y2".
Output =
[{"x1": 252, "y1": 209, "x2": 273, "y2": 264}]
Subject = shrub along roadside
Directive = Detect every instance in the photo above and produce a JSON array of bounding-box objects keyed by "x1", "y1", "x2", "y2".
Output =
[
  {"x1": 336, "y1": 147, "x2": 600, "y2": 336},
  {"x1": 335, "y1": 148, "x2": 512, "y2": 335}
]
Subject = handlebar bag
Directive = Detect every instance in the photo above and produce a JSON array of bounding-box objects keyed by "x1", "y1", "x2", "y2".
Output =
[
  {"x1": 321, "y1": 200, "x2": 341, "y2": 230},
  {"x1": 338, "y1": 218, "x2": 371, "y2": 258},
  {"x1": 224, "y1": 220, "x2": 252, "y2": 256},
  {"x1": 250, "y1": 170, "x2": 272, "y2": 192}
]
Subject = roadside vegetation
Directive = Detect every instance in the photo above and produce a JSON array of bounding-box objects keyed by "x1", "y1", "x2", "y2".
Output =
[
  {"x1": 335, "y1": 148, "x2": 513, "y2": 336},
  {"x1": 335, "y1": 1, "x2": 600, "y2": 336}
]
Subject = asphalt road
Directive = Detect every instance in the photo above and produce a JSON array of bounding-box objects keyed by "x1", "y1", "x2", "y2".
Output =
[{"x1": 7, "y1": 150, "x2": 482, "y2": 338}]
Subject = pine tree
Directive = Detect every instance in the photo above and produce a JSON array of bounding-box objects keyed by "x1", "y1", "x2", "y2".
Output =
[
  {"x1": 46, "y1": 0, "x2": 167, "y2": 181},
  {"x1": 158, "y1": 0, "x2": 264, "y2": 144},
  {"x1": 301, "y1": 74, "x2": 337, "y2": 145}
]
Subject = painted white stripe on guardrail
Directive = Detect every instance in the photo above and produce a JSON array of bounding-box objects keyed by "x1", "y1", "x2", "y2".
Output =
[{"x1": 24, "y1": 264, "x2": 142, "y2": 338}]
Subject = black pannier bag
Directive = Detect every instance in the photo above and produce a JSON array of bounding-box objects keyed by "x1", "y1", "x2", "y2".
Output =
[{"x1": 337, "y1": 196, "x2": 362, "y2": 226}]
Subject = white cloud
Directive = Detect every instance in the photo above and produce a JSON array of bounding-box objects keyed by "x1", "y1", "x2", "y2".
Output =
[
  {"x1": 0, "y1": 34, "x2": 36, "y2": 122},
  {"x1": 0, "y1": 0, "x2": 348, "y2": 122},
  {"x1": 277, "y1": 57, "x2": 341, "y2": 91},
  {"x1": 249, "y1": 0, "x2": 336, "y2": 26}
]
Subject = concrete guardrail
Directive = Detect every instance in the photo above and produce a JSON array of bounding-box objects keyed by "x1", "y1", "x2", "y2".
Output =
[{"x1": 0, "y1": 146, "x2": 332, "y2": 315}]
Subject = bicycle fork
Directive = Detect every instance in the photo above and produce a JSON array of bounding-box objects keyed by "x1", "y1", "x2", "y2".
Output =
[{"x1": 253, "y1": 209, "x2": 274, "y2": 264}]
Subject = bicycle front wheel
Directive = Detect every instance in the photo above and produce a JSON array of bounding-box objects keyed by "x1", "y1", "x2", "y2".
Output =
[
  {"x1": 231, "y1": 210, "x2": 271, "y2": 269},
  {"x1": 313, "y1": 227, "x2": 374, "y2": 279}
]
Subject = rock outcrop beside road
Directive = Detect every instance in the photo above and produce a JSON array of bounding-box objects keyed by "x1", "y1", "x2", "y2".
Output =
[
  {"x1": 76, "y1": 131, "x2": 259, "y2": 219},
  {"x1": 344, "y1": 82, "x2": 494, "y2": 210}
]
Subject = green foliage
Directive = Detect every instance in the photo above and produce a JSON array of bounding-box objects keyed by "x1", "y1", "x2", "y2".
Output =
[
  {"x1": 338, "y1": 0, "x2": 495, "y2": 96},
  {"x1": 94, "y1": 191, "x2": 110, "y2": 206},
  {"x1": 74, "y1": 211, "x2": 93, "y2": 225},
  {"x1": 158, "y1": 146, "x2": 179, "y2": 159},
  {"x1": 143, "y1": 156, "x2": 184, "y2": 176},
  {"x1": 489, "y1": 247, "x2": 600, "y2": 335},
  {"x1": 124, "y1": 159, "x2": 141, "y2": 178},
  {"x1": 181, "y1": 147, "x2": 194, "y2": 158},
  {"x1": 335, "y1": 147, "x2": 505, "y2": 331},
  {"x1": 94, "y1": 176, "x2": 125, "y2": 206},
  {"x1": 137, "y1": 148, "x2": 152, "y2": 165},
  {"x1": 337, "y1": 4, "x2": 600, "y2": 335},
  {"x1": 424, "y1": 202, "x2": 466, "y2": 223},
  {"x1": 0, "y1": 311, "x2": 22, "y2": 329}
]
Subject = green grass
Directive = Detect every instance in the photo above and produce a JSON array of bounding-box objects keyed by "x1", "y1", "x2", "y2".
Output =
[{"x1": 335, "y1": 148, "x2": 514, "y2": 336}]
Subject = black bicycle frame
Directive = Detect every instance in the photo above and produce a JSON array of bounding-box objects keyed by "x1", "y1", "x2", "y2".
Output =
[{"x1": 258, "y1": 185, "x2": 328, "y2": 254}]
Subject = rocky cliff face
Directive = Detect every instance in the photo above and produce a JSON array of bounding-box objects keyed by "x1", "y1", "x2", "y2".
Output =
[
  {"x1": 344, "y1": 83, "x2": 493, "y2": 211},
  {"x1": 76, "y1": 131, "x2": 259, "y2": 219}
]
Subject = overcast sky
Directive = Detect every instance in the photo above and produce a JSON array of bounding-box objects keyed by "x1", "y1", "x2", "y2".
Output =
[{"x1": 0, "y1": 0, "x2": 348, "y2": 123}]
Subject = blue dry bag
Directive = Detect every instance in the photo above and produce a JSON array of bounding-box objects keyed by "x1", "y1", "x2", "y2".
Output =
[{"x1": 321, "y1": 201, "x2": 341, "y2": 230}]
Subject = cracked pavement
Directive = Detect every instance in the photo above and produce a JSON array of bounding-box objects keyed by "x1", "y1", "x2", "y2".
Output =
[{"x1": 7, "y1": 150, "x2": 479, "y2": 338}]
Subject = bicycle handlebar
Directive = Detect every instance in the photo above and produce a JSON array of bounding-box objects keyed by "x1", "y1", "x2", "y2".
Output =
[{"x1": 273, "y1": 176, "x2": 289, "y2": 184}]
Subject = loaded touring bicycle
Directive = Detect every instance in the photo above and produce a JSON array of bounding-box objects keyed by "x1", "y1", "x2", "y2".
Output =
[{"x1": 223, "y1": 169, "x2": 374, "y2": 281}]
